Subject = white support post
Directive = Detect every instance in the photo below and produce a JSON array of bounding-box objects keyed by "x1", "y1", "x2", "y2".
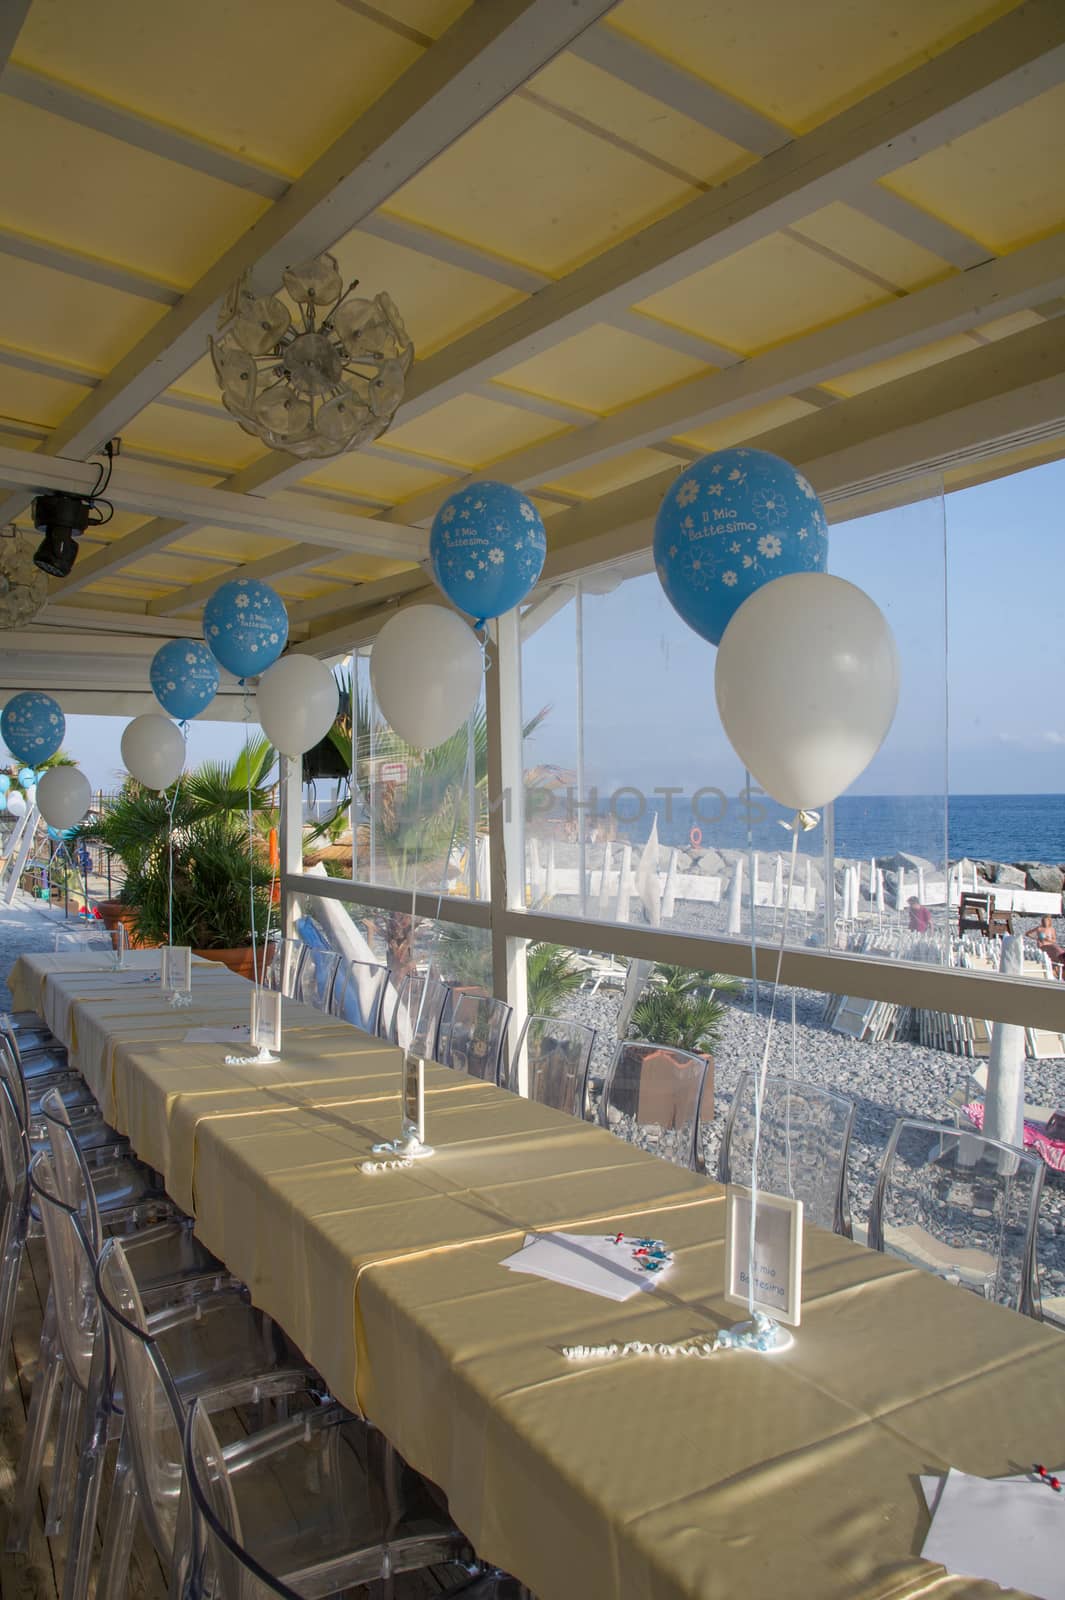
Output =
[
  {"x1": 486, "y1": 610, "x2": 529, "y2": 1084},
  {"x1": 279, "y1": 755, "x2": 303, "y2": 941}
]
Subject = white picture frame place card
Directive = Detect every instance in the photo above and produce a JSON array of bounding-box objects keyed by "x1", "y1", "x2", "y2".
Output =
[
  {"x1": 367, "y1": 1055, "x2": 434, "y2": 1166},
  {"x1": 160, "y1": 945, "x2": 191, "y2": 997},
  {"x1": 724, "y1": 1185, "x2": 803, "y2": 1333},
  {"x1": 251, "y1": 989, "x2": 282, "y2": 1057}
]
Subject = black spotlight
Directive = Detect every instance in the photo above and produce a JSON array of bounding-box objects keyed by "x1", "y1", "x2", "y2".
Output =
[{"x1": 31, "y1": 491, "x2": 94, "y2": 578}]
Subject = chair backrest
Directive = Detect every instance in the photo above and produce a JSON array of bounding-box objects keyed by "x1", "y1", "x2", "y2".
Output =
[
  {"x1": 53, "y1": 925, "x2": 124, "y2": 960},
  {"x1": 0, "y1": 1072, "x2": 29, "y2": 1223},
  {"x1": 40, "y1": 1087, "x2": 104, "y2": 1251},
  {"x1": 596, "y1": 1040, "x2": 708, "y2": 1169},
  {"x1": 183, "y1": 1399, "x2": 299, "y2": 1600},
  {"x1": 293, "y1": 946, "x2": 340, "y2": 1012},
  {"x1": 437, "y1": 991, "x2": 512, "y2": 1083},
  {"x1": 0, "y1": 1033, "x2": 30, "y2": 1133},
  {"x1": 504, "y1": 1015, "x2": 596, "y2": 1116},
  {"x1": 96, "y1": 1238, "x2": 188, "y2": 1564},
  {"x1": 717, "y1": 1073, "x2": 855, "y2": 1236},
  {"x1": 869, "y1": 1116, "x2": 1045, "y2": 1316},
  {"x1": 263, "y1": 938, "x2": 304, "y2": 999},
  {"x1": 330, "y1": 958, "x2": 389, "y2": 1034},
  {"x1": 389, "y1": 971, "x2": 449, "y2": 1059},
  {"x1": 28, "y1": 1150, "x2": 97, "y2": 1389}
]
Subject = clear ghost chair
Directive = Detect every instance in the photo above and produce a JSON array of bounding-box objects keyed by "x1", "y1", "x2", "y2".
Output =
[
  {"x1": 263, "y1": 938, "x2": 305, "y2": 999},
  {"x1": 503, "y1": 1015, "x2": 596, "y2": 1116},
  {"x1": 53, "y1": 925, "x2": 127, "y2": 966},
  {"x1": 868, "y1": 1116, "x2": 1044, "y2": 1317},
  {"x1": 595, "y1": 1040, "x2": 709, "y2": 1170},
  {"x1": 717, "y1": 1073, "x2": 856, "y2": 1237},
  {"x1": 0, "y1": 1035, "x2": 125, "y2": 1163},
  {"x1": 183, "y1": 1394, "x2": 477, "y2": 1600},
  {"x1": 330, "y1": 957, "x2": 389, "y2": 1034},
  {"x1": 293, "y1": 946, "x2": 341, "y2": 1012},
  {"x1": 389, "y1": 971, "x2": 449, "y2": 1060},
  {"x1": 0, "y1": 1007, "x2": 68, "y2": 1065},
  {"x1": 437, "y1": 992, "x2": 512, "y2": 1083}
]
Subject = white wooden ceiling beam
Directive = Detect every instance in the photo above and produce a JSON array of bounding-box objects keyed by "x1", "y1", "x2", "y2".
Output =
[
  {"x1": 381, "y1": 229, "x2": 1065, "y2": 524},
  {"x1": 287, "y1": 567, "x2": 429, "y2": 626},
  {"x1": 147, "y1": 544, "x2": 342, "y2": 617},
  {"x1": 0, "y1": 3, "x2": 30, "y2": 73},
  {"x1": 1, "y1": 66, "x2": 291, "y2": 200},
  {"x1": 0, "y1": 0, "x2": 621, "y2": 535},
  {"x1": 845, "y1": 186, "x2": 993, "y2": 271},
  {"x1": 358, "y1": 212, "x2": 549, "y2": 294},
  {"x1": 0, "y1": 225, "x2": 182, "y2": 304}
]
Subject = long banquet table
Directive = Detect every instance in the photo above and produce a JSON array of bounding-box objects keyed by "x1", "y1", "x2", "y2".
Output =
[{"x1": 12, "y1": 950, "x2": 1064, "y2": 1600}]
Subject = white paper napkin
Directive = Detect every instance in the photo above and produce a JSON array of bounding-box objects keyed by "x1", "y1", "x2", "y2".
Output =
[
  {"x1": 183, "y1": 1025, "x2": 251, "y2": 1045},
  {"x1": 922, "y1": 1468, "x2": 1065, "y2": 1599},
  {"x1": 500, "y1": 1232, "x2": 670, "y2": 1302}
]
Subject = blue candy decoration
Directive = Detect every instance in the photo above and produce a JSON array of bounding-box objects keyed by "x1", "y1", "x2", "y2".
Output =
[
  {"x1": 1, "y1": 692, "x2": 65, "y2": 763},
  {"x1": 653, "y1": 448, "x2": 828, "y2": 647},
  {"x1": 0, "y1": 775, "x2": 10, "y2": 792},
  {"x1": 202, "y1": 579, "x2": 288, "y2": 679},
  {"x1": 18, "y1": 767, "x2": 37, "y2": 788},
  {"x1": 429, "y1": 481, "x2": 546, "y2": 622},
  {"x1": 150, "y1": 639, "x2": 220, "y2": 720}
]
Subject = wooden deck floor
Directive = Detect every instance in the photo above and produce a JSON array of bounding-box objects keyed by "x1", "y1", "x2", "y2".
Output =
[{"x1": 0, "y1": 1239, "x2": 456, "y2": 1600}]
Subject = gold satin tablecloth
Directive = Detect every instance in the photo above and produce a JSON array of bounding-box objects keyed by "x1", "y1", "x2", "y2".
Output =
[{"x1": 11, "y1": 952, "x2": 1063, "y2": 1600}]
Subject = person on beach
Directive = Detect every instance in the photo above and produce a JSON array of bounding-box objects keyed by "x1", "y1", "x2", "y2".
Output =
[
  {"x1": 1028, "y1": 915, "x2": 1065, "y2": 975},
  {"x1": 907, "y1": 896, "x2": 933, "y2": 934}
]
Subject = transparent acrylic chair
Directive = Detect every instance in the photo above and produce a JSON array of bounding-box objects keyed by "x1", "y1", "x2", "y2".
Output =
[
  {"x1": 437, "y1": 992, "x2": 512, "y2": 1083},
  {"x1": 503, "y1": 1015, "x2": 596, "y2": 1116},
  {"x1": 330, "y1": 957, "x2": 389, "y2": 1034},
  {"x1": 389, "y1": 971, "x2": 450, "y2": 1059},
  {"x1": 0, "y1": 1007, "x2": 69, "y2": 1069},
  {"x1": 594, "y1": 1040, "x2": 709, "y2": 1170},
  {"x1": 264, "y1": 938, "x2": 305, "y2": 999},
  {"x1": 53, "y1": 924, "x2": 127, "y2": 966},
  {"x1": 0, "y1": 1035, "x2": 127, "y2": 1164},
  {"x1": 868, "y1": 1116, "x2": 1045, "y2": 1317},
  {"x1": 183, "y1": 1393, "x2": 478, "y2": 1600},
  {"x1": 718, "y1": 1073, "x2": 855, "y2": 1237},
  {"x1": 293, "y1": 946, "x2": 341, "y2": 1012}
]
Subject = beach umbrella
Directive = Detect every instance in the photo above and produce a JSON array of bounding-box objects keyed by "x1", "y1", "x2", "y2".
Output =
[
  {"x1": 661, "y1": 849, "x2": 678, "y2": 921},
  {"x1": 917, "y1": 865, "x2": 927, "y2": 904},
  {"x1": 598, "y1": 842, "x2": 613, "y2": 918},
  {"x1": 616, "y1": 957, "x2": 652, "y2": 1040},
  {"x1": 545, "y1": 839, "x2": 558, "y2": 904},
  {"x1": 614, "y1": 842, "x2": 632, "y2": 923},
  {"x1": 897, "y1": 869, "x2": 908, "y2": 913},
  {"x1": 876, "y1": 869, "x2": 885, "y2": 920},
  {"x1": 804, "y1": 856, "x2": 813, "y2": 916},
  {"x1": 727, "y1": 859, "x2": 743, "y2": 936},
  {"x1": 635, "y1": 817, "x2": 661, "y2": 928},
  {"x1": 475, "y1": 835, "x2": 490, "y2": 898},
  {"x1": 528, "y1": 837, "x2": 543, "y2": 900},
  {"x1": 772, "y1": 854, "x2": 784, "y2": 911},
  {"x1": 983, "y1": 935, "x2": 1026, "y2": 1155}
]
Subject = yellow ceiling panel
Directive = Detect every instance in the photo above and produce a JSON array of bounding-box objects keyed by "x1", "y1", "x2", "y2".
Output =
[
  {"x1": 168, "y1": 528, "x2": 291, "y2": 564},
  {"x1": 528, "y1": 52, "x2": 755, "y2": 186},
  {"x1": 118, "y1": 404, "x2": 266, "y2": 472},
  {"x1": 821, "y1": 335, "x2": 978, "y2": 398},
  {"x1": 0, "y1": 255, "x2": 166, "y2": 370},
  {"x1": 540, "y1": 447, "x2": 672, "y2": 501},
  {"x1": 13, "y1": 0, "x2": 428, "y2": 175},
  {"x1": 382, "y1": 393, "x2": 567, "y2": 468},
  {"x1": 607, "y1": 0, "x2": 1019, "y2": 135},
  {"x1": 304, "y1": 450, "x2": 452, "y2": 504},
  {"x1": 116, "y1": 554, "x2": 223, "y2": 585},
  {"x1": 676, "y1": 397, "x2": 818, "y2": 453},
  {"x1": 495, "y1": 323, "x2": 711, "y2": 415},
  {"x1": 789, "y1": 203, "x2": 956, "y2": 292},
  {"x1": 882, "y1": 83, "x2": 1065, "y2": 253},
  {"x1": 974, "y1": 309, "x2": 1045, "y2": 341},
  {"x1": 74, "y1": 510, "x2": 151, "y2": 544},
  {"x1": 273, "y1": 576, "x2": 340, "y2": 602},
  {"x1": 0, "y1": 100, "x2": 266, "y2": 288},
  {"x1": 83, "y1": 576, "x2": 171, "y2": 600},
  {"x1": 387, "y1": 95, "x2": 697, "y2": 276},
  {"x1": 0, "y1": 365, "x2": 89, "y2": 430},
  {"x1": 379, "y1": 0, "x2": 471, "y2": 35},
  {"x1": 308, "y1": 553, "x2": 415, "y2": 582},
  {"x1": 635, "y1": 232, "x2": 892, "y2": 354}
]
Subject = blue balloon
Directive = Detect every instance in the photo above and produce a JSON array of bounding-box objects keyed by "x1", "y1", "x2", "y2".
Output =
[
  {"x1": 150, "y1": 639, "x2": 220, "y2": 720},
  {"x1": 18, "y1": 767, "x2": 37, "y2": 788},
  {"x1": 1, "y1": 692, "x2": 65, "y2": 764},
  {"x1": 203, "y1": 580, "x2": 288, "y2": 680},
  {"x1": 430, "y1": 482, "x2": 547, "y2": 622},
  {"x1": 653, "y1": 448, "x2": 828, "y2": 647},
  {"x1": 0, "y1": 775, "x2": 10, "y2": 792}
]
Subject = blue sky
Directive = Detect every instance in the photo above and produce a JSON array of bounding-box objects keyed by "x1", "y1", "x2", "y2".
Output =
[{"x1": 25, "y1": 455, "x2": 1065, "y2": 797}]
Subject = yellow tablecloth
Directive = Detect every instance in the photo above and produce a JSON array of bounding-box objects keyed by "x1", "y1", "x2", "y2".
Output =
[{"x1": 12, "y1": 952, "x2": 1063, "y2": 1600}]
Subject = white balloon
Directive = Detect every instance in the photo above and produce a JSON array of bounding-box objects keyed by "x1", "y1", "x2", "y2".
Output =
[
  {"x1": 370, "y1": 605, "x2": 483, "y2": 750},
  {"x1": 120, "y1": 714, "x2": 185, "y2": 790},
  {"x1": 256, "y1": 655, "x2": 339, "y2": 758},
  {"x1": 714, "y1": 572, "x2": 899, "y2": 811},
  {"x1": 7, "y1": 790, "x2": 25, "y2": 816},
  {"x1": 37, "y1": 766, "x2": 91, "y2": 830}
]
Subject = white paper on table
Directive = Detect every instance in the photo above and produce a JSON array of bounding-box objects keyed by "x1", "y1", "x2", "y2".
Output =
[
  {"x1": 921, "y1": 1468, "x2": 1065, "y2": 1599},
  {"x1": 500, "y1": 1232, "x2": 670, "y2": 1302},
  {"x1": 183, "y1": 1025, "x2": 251, "y2": 1045},
  {"x1": 920, "y1": 1467, "x2": 1062, "y2": 1515}
]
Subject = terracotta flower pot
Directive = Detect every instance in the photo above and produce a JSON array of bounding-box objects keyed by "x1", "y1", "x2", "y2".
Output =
[
  {"x1": 100, "y1": 905, "x2": 157, "y2": 951},
  {"x1": 95, "y1": 899, "x2": 125, "y2": 931},
  {"x1": 193, "y1": 946, "x2": 257, "y2": 980}
]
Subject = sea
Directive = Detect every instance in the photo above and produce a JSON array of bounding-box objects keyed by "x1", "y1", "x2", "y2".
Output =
[{"x1": 578, "y1": 793, "x2": 1064, "y2": 866}]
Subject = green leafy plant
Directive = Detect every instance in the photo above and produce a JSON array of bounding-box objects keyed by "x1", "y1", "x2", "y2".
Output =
[
  {"x1": 526, "y1": 942, "x2": 584, "y2": 1017},
  {"x1": 628, "y1": 964, "x2": 743, "y2": 1056},
  {"x1": 75, "y1": 737, "x2": 276, "y2": 949},
  {"x1": 434, "y1": 922, "x2": 493, "y2": 992}
]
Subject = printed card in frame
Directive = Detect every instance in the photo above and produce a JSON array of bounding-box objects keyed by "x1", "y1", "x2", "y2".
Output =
[
  {"x1": 403, "y1": 1055, "x2": 425, "y2": 1145},
  {"x1": 251, "y1": 989, "x2": 282, "y2": 1055},
  {"x1": 724, "y1": 1185, "x2": 803, "y2": 1328},
  {"x1": 160, "y1": 945, "x2": 191, "y2": 995}
]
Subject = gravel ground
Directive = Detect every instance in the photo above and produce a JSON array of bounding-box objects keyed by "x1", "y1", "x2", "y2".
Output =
[{"x1": 561, "y1": 978, "x2": 1065, "y2": 1303}]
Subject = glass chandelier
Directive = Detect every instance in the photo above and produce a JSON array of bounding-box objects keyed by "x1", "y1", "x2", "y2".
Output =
[
  {"x1": 210, "y1": 251, "x2": 414, "y2": 460},
  {"x1": 0, "y1": 532, "x2": 49, "y2": 627}
]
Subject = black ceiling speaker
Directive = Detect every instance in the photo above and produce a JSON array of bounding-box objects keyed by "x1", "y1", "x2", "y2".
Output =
[{"x1": 31, "y1": 491, "x2": 95, "y2": 578}]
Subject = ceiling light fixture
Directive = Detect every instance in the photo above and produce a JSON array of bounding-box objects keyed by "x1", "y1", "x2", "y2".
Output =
[
  {"x1": 210, "y1": 252, "x2": 414, "y2": 460},
  {"x1": 29, "y1": 441, "x2": 116, "y2": 580}
]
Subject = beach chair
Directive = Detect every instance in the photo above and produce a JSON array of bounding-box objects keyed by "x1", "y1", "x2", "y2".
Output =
[{"x1": 958, "y1": 893, "x2": 992, "y2": 937}]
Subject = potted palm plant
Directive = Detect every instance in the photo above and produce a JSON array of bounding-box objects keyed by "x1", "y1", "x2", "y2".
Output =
[
  {"x1": 627, "y1": 965, "x2": 745, "y2": 1122},
  {"x1": 75, "y1": 738, "x2": 276, "y2": 975}
]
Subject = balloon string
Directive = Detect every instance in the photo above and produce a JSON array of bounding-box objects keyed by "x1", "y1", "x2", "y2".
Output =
[
  {"x1": 241, "y1": 686, "x2": 261, "y2": 999},
  {"x1": 166, "y1": 754, "x2": 184, "y2": 950}
]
